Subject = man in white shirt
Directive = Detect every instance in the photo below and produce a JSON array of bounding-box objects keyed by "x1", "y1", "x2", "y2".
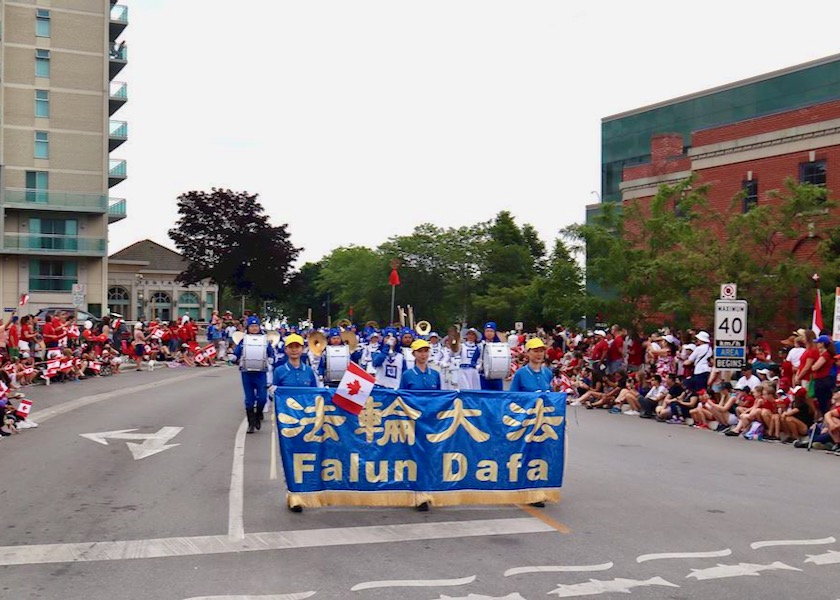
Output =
[
  {"x1": 735, "y1": 364, "x2": 761, "y2": 391},
  {"x1": 683, "y1": 330, "x2": 713, "y2": 392}
]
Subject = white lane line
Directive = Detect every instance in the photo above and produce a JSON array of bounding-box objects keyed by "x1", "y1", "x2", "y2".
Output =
[
  {"x1": 228, "y1": 417, "x2": 248, "y2": 541},
  {"x1": 686, "y1": 561, "x2": 802, "y2": 581},
  {"x1": 30, "y1": 369, "x2": 213, "y2": 423},
  {"x1": 636, "y1": 548, "x2": 732, "y2": 563},
  {"x1": 269, "y1": 412, "x2": 278, "y2": 480},
  {"x1": 184, "y1": 594, "x2": 316, "y2": 600},
  {"x1": 351, "y1": 575, "x2": 475, "y2": 591},
  {"x1": 504, "y1": 562, "x2": 614, "y2": 576},
  {"x1": 0, "y1": 517, "x2": 554, "y2": 566},
  {"x1": 751, "y1": 536, "x2": 836, "y2": 549}
]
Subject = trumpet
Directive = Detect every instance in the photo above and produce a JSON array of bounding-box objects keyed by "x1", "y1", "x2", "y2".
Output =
[{"x1": 415, "y1": 320, "x2": 432, "y2": 337}]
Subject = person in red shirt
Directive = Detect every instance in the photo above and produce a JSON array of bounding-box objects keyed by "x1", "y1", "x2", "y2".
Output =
[
  {"x1": 794, "y1": 330, "x2": 818, "y2": 387},
  {"x1": 6, "y1": 316, "x2": 20, "y2": 359},
  {"x1": 42, "y1": 315, "x2": 60, "y2": 350},
  {"x1": 809, "y1": 335, "x2": 835, "y2": 415},
  {"x1": 590, "y1": 329, "x2": 609, "y2": 365},
  {"x1": 605, "y1": 325, "x2": 625, "y2": 374}
]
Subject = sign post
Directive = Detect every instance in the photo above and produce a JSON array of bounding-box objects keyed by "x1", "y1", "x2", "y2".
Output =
[{"x1": 714, "y1": 299, "x2": 748, "y2": 370}]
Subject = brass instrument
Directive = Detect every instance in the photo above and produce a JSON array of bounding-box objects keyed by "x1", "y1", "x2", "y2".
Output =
[
  {"x1": 398, "y1": 305, "x2": 407, "y2": 328},
  {"x1": 408, "y1": 305, "x2": 415, "y2": 330},
  {"x1": 446, "y1": 326, "x2": 460, "y2": 354},
  {"x1": 340, "y1": 330, "x2": 358, "y2": 351},
  {"x1": 231, "y1": 331, "x2": 245, "y2": 346},
  {"x1": 309, "y1": 331, "x2": 327, "y2": 356},
  {"x1": 266, "y1": 330, "x2": 281, "y2": 347},
  {"x1": 365, "y1": 320, "x2": 379, "y2": 330},
  {"x1": 336, "y1": 318, "x2": 352, "y2": 330},
  {"x1": 415, "y1": 320, "x2": 432, "y2": 337}
]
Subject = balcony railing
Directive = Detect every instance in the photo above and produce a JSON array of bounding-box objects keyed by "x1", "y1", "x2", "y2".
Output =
[
  {"x1": 109, "y1": 159, "x2": 127, "y2": 177},
  {"x1": 109, "y1": 43, "x2": 127, "y2": 79},
  {"x1": 110, "y1": 4, "x2": 128, "y2": 23},
  {"x1": 3, "y1": 188, "x2": 108, "y2": 211},
  {"x1": 110, "y1": 44, "x2": 127, "y2": 61},
  {"x1": 110, "y1": 81, "x2": 128, "y2": 100},
  {"x1": 2, "y1": 234, "x2": 107, "y2": 256},
  {"x1": 108, "y1": 198, "x2": 127, "y2": 223},
  {"x1": 109, "y1": 120, "x2": 128, "y2": 151}
]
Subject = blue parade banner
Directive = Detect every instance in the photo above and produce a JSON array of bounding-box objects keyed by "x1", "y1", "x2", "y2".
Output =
[{"x1": 275, "y1": 388, "x2": 566, "y2": 509}]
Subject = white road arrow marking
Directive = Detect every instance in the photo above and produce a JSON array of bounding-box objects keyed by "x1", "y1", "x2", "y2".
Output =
[
  {"x1": 805, "y1": 550, "x2": 840, "y2": 565},
  {"x1": 751, "y1": 536, "x2": 836, "y2": 549},
  {"x1": 686, "y1": 561, "x2": 801, "y2": 581},
  {"x1": 548, "y1": 577, "x2": 679, "y2": 597},
  {"x1": 80, "y1": 427, "x2": 183, "y2": 460},
  {"x1": 505, "y1": 563, "x2": 614, "y2": 577},
  {"x1": 636, "y1": 548, "x2": 731, "y2": 563},
  {"x1": 437, "y1": 595, "x2": 527, "y2": 600}
]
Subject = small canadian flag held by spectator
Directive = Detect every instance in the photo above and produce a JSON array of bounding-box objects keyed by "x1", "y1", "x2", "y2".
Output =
[
  {"x1": 332, "y1": 361, "x2": 375, "y2": 415},
  {"x1": 19, "y1": 293, "x2": 29, "y2": 306},
  {"x1": 16, "y1": 398, "x2": 33, "y2": 419},
  {"x1": 90, "y1": 362, "x2": 101, "y2": 373},
  {"x1": 202, "y1": 344, "x2": 217, "y2": 360}
]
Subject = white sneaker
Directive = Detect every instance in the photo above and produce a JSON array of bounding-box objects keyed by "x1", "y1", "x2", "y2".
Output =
[
  {"x1": 24, "y1": 420, "x2": 37, "y2": 428},
  {"x1": 625, "y1": 410, "x2": 640, "y2": 416},
  {"x1": 570, "y1": 401, "x2": 582, "y2": 407}
]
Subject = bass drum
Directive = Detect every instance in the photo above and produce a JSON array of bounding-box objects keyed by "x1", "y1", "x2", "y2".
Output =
[
  {"x1": 325, "y1": 345, "x2": 350, "y2": 383},
  {"x1": 483, "y1": 342, "x2": 511, "y2": 380}
]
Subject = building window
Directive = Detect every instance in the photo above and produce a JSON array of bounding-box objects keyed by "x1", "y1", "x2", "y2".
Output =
[
  {"x1": 35, "y1": 49, "x2": 51, "y2": 78},
  {"x1": 150, "y1": 291, "x2": 172, "y2": 322},
  {"x1": 35, "y1": 90, "x2": 50, "y2": 118},
  {"x1": 800, "y1": 160, "x2": 826, "y2": 186},
  {"x1": 29, "y1": 259, "x2": 77, "y2": 292},
  {"x1": 742, "y1": 180, "x2": 758, "y2": 212},
  {"x1": 34, "y1": 131, "x2": 49, "y2": 158},
  {"x1": 29, "y1": 217, "x2": 78, "y2": 250},
  {"x1": 36, "y1": 9, "x2": 51, "y2": 37},
  {"x1": 25, "y1": 171, "x2": 48, "y2": 203},
  {"x1": 108, "y1": 286, "x2": 130, "y2": 318}
]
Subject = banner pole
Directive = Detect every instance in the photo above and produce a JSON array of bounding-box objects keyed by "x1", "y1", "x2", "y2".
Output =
[{"x1": 390, "y1": 285, "x2": 395, "y2": 327}]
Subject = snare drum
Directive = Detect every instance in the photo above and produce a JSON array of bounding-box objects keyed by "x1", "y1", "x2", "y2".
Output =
[
  {"x1": 483, "y1": 342, "x2": 511, "y2": 380},
  {"x1": 325, "y1": 345, "x2": 350, "y2": 383}
]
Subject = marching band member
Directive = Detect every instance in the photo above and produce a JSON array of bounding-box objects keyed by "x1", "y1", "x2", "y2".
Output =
[
  {"x1": 456, "y1": 328, "x2": 482, "y2": 390},
  {"x1": 360, "y1": 331, "x2": 381, "y2": 374},
  {"x1": 400, "y1": 339, "x2": 442, "y2": 390},
  {"x1": 509, "y1": 338, "x2": 554, "y2": 392},
  {"x1": 480, "y1": 321, "x2": 504, "y2": 391},
  {"x1": 317, "y1": 328, "x2": 344, "y2": 380},
  {"x1": 399, "y1": 327, "x2": 416, "y2": 370},
  {"x1": 372, "y1": 328, "x2": 405, "y2": 389},
  {"x1": 272, "y1": 334, "x2": 318, "y2": 388},
  {"x1": 232, "y1": 316, "x2": 276, "y2": 434},
  {"x1": 428, "y1": 332, "x2": 445, "y2": 366}
]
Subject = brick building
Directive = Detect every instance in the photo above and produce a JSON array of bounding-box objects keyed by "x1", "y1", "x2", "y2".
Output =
[{"x1": 590, "y1": 54, "x2": 840, "y2": 334}]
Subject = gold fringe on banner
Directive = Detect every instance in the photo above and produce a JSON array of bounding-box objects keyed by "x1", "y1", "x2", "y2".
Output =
[{"x1": 286, "y1": 488, "x2": 561, "y2": 510}]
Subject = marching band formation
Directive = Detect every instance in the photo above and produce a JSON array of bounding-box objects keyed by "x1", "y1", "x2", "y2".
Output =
[{"x1": 230, "y1": 318, "x2": 523, "y2": 434}]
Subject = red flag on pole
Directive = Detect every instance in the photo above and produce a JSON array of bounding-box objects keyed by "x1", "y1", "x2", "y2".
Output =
[
  {"x1": 812, "y1": 288, "x2": 824, "y2": 336},
  {"x1": 389, "y1": 268, "x2": 400, "y2": 286}
]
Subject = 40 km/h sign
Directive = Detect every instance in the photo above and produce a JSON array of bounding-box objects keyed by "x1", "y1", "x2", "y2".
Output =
[{"x1": 714, "y1": 299, "x2": 748, "y2": 370}]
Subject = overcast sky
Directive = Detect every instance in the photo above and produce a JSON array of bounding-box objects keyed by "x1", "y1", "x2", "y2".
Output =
[{"x1": 112, "y1": 0, "x2": 840, "y2": 264}]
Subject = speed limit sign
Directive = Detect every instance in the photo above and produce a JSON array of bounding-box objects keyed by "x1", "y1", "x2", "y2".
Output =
[{"x1": 714, "y1": 299, "x2": 747, "y2": 369}]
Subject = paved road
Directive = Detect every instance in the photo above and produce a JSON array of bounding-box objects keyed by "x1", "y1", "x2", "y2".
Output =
[{"x1": 2, "y1": 368, "x2": 840, "y2": 599}]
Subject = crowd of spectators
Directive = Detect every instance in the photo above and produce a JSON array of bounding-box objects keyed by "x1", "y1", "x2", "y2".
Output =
[
  {"x1": 529, "y1": 324, "x2": 840, "y2": 456},
  {"x1": 0, "y1": 308, "x2": 250, "y2": 440}
]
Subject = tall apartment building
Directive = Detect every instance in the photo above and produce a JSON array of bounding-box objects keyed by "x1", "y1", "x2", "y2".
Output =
[{"x1": 0, "y1": 0, "x2": 128, "y2": 317}]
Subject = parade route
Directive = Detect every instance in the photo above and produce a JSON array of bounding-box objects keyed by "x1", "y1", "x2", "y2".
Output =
[{"x1": 2, "y1": 368, "x2": 840, "y2": 599}]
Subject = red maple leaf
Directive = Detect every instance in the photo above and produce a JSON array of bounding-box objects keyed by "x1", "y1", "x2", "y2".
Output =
[{"x1": 347, "y1": 379, "x2": 362, "y2": 395}]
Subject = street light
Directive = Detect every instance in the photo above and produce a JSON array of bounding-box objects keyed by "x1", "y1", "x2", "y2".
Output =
[
  {"x1": 590, "y1": 190, "x2": 602, "y2": 203},
  {"x1": 134, "y1": 273, "x2": 144, "y2": 320}
]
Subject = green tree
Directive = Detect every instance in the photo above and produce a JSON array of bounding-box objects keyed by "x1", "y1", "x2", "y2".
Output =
[
  {"x1": 168, "y1": 188, "x2": 301, "y2": 300},
  {"x1": 315, "y1": 246, "x2": 390, "y2": 324}
]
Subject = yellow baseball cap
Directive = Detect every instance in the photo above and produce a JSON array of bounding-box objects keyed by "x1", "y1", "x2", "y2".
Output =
[
  {"x1": 284, "y1": 334, "x2": 304, "y2": 347},
  {"x1": 525, "y1": 338, "x2": 546, "y2": 350},
  {"x1": 411, "y1": 339, "x2": 431, "y2": 352}
]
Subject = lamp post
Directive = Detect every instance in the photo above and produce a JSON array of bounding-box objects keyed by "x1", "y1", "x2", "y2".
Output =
[{"x1": 134, "y1": 273, "x2": 144, "y2": 320}]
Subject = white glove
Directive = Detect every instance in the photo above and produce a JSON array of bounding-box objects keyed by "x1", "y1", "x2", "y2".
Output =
[{"x1": 268, "y1": 384, "x2": 277, "y2": 398}]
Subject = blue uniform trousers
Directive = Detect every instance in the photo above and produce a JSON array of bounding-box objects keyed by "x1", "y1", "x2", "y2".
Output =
[
  {"x1": 480, "y1": 375, "x2": 504, "y2": 391},
  {"x1": 241, "y1": 371, "x2": 268, "y2": 411}
]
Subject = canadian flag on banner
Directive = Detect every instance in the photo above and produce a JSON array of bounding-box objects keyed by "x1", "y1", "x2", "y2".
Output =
[
  {"x1": 16, "y1": 398, "x2": 33, "y2": 419},
  {"x1": 332, "y1": 361, "x2": 375, "y2": 415}
]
